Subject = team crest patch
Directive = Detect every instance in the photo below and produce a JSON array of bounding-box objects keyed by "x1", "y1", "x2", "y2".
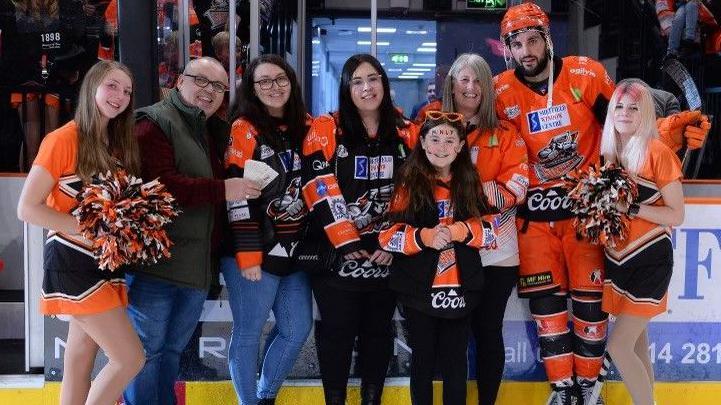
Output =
[
  {"x1": 336, "y1": 144, "x2": 349, "y2": 158},
  {"x1": 526, "y1": 104, "x2": 571, "y2": 134},
  {"x1": 328, "y1": 197, "x2": 348, "y2": 221},
  {"x1": 260, "y1": 144, "x2": 275, "y2": 159}
]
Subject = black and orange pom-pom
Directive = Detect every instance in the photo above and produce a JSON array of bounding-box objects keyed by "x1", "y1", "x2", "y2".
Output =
[
  {"x1": 563, "y1": 162, "x2": 638, "y2": 248},
  {"x1": 73, "y1": 170, "x2": 181, "y2": 271}
]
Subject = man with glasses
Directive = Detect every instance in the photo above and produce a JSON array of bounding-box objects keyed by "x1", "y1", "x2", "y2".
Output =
[{"x1": 123, "y1": 57, "x2": 261, "y2": 405}]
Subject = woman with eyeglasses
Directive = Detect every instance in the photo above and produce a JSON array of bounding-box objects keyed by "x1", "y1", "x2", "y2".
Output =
[
  {"x1": 301, "y1": 53, "x2": 419, "y2": 405},
  {"x1": 222, "y1": 54, "x2": 313, "y2": 405},
  {"x1": 440, "y1": 53, "x2": 529, "y2": 405},
  {"x1": 379, "y1": 112, "x2": 497, "y2": 405}
]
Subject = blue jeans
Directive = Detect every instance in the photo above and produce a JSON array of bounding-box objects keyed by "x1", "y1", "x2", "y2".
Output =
[
  {"x1": 668, "y1": 0, "x2": 699, "y2": 53},
  {"x1": 122, "y1": 273, "x2": 208, "y2": 405},
  {"x1": 221, "y1": 257, "x2": 313, "y2": 405}
]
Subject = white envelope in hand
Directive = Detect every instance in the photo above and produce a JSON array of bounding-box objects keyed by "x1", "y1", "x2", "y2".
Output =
[{"x1": 243, "y1": 159, "x2": 279, "y2": 189}]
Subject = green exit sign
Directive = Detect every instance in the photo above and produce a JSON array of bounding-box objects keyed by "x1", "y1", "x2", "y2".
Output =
[
  {"x1": 467, "y1": 0, "x2": 507, "y2": 9},
  {"x1": 390, "y1": 54, "x2": 409, "y2": 64}
]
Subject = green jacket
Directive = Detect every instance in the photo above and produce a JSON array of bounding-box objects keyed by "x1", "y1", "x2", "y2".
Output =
[{"x1": 132, "y1": 89, "x2": 228, "y2": 290}]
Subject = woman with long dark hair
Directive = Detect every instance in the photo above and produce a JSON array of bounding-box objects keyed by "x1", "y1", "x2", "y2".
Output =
[
  {"x1": 440, "y1": 53, "x2": 529, "y2": 405},
  {"x1": 223, "y1": 54, "x2": 312, "y2": 405},
  {"x1": 300, "y1": 53, "x2": 418, "y2": 404},
  {"x1": 379, "y1": 112, "x2": 497, "y2": 405},
  {"x1": 17, "y1": 60, "x2": 145, "y2": 405}
]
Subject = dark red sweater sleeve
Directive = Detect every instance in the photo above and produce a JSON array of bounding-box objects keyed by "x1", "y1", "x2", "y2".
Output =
[{"x1": 136, "y1": 118, "x2": 226, "y2": 208}]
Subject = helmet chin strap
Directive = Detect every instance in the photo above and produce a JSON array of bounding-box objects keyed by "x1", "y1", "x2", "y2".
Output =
[{"x1": 545, "y1": 36, "x2": 555, "y2": 109}]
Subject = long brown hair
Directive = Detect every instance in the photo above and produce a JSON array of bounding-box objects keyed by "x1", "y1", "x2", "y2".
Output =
[
  {"x1": 391, "y1": 116, "x2": 490, "y2": 223},
  {"x1": 75, "y1": 60, "x2": 140, "y2": 182},
  {"x1": 12, "y1": 1, "x2": 58, "y2": 21}
]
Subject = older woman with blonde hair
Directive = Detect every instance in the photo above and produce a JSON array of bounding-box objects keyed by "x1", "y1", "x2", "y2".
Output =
[
  {"x1": 440, "y1": 53, "x2": 529, "y2": 405},
  {"x1": 601, "y1": 78, "x2": 684, "y2": 405}
]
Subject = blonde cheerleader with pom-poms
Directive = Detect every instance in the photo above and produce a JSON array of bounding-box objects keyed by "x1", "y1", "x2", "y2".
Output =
[{"x1": 600, "y1": 78, "x2": 685, "y2": 405}]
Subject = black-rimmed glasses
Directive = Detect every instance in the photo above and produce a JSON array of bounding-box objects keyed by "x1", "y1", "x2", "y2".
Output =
[
  {"x1": 254, "y1": 76, "x2": 290, "y2": 90},
  {"x1": 184, "y1": 74, "x2": 228, "y2": 93}
]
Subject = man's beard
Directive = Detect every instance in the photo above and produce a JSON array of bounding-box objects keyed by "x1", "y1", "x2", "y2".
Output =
[{"x1": 518, "y1": 53, "x2": 549, "y2": 78}]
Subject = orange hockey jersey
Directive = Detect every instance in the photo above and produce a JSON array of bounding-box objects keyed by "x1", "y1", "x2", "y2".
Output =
[{"x1": 494, "y1": 56, "x2": 614, "y2": 221}]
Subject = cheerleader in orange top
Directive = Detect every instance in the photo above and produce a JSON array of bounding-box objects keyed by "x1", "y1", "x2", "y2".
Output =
[
  {"x1": 379, "y1": 112, "x2": 497, "y2": 405},
  {"x1": 16, "y1": 60, "x2": 145, "y2": 405},
  {"x1": 439, "y1": 53, "x2": 529, "y2": 405},
  {"x1": 600, "y1": 79, "x2": 685, "y2": 405}
]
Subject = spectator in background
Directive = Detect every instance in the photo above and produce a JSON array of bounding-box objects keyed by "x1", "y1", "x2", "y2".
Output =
[
  {"x1": 410, "y1": 82, "x2": 437, "y2": 121},
  {"x1": 667, "y1": 0, "x2": 701, "y2": 58}
]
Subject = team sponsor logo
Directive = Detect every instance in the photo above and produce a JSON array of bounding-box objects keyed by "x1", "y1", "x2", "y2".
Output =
[
  {"x1": 470, "y1": 146, "x2": 480, "y2": 164},
  {"x1": 387, "y1": 231, "x2": 405, "y2": 253},
  {"x1": 569, "y1": 67, "x2": 596, "y2": 77},
  {"x1": 518, "y1": 271, "x2": 554, "y2": 289},
  {"x1": 508, "y1": 174, "x2": 529, "y2": 199},
  {"x1": 355, "y1": 156, "x2": 369, "y2": 179},
  {"x1": 495, "y1": 83, "x2": 510, "y2": 95},
  {"x1": 505, "y1": 105, "x2": 521, "y2": 119},
  {"x1": 267, "y1": 177, "x2": 306, "y2": 221},
  {"x1": 312, "y1": 160, "x2": 329, "y2": 171},
  {"x1": 590, "y1": 268, "x2": 603, "y2": 285},
  {"x1": 527, "y1": 188, "x2": 572, "y2": 212},
  {"x1": 431, "y1": 289, "x2": 466, "y2": 309},
  {"x1": 353, "y1": 155, "x2": 394, "y2": 180},
  {"x1": 306, "y1": 130, "x2": 328, "y2": 147},
  {"x1": 227, "y1": 200, "x2": 250, "y2": 221},
  {"x1": 225, "y1": 147, "x2": 242, "y2": 160},
  {"x1": 526, "y1": 104, "x2": 571, "y2": 134},
  {"x1": 336, "y1": 144, "x2": 349, "y2": 158},
  {"x1": 260, "y1": 144, "x2": 275, "y2": 159},
  {"x1": 315, "y1": 179, "x2": 328, "y2": 196},
  {"x1": 437, "y1": 199, "x2": 452, "y2": 219},
  {"x1": 338, "y1": 259, "x2": 389, "y2": 279},
  {"x1": 328, "y1": 197, "x2": 348, "y2": 221},
  {"x1": 482, "y1": 225, "x2": 496, "y2": 247},
  {"x1": 534, "y1": 131, "x2": 584, "y2": 182},
  {"x1": 278, "y1": 150, "x2": 301, "y2": 172}
]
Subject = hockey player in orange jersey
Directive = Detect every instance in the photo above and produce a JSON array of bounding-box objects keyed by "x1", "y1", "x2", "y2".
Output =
[{"x1": 494, "y1": 3, "x2": 613, "y2": 404}]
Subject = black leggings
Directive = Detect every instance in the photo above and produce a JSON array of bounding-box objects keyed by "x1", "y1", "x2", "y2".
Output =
[
  {"x1": 404, "y1": 306, "x2": 471, "y2": 405},
  {"x1": 312, "y1": 278, "x2": 397, "y2": 395},
  {"x1": 471, "y1": 265, "x2": 519, "y2": 405}
]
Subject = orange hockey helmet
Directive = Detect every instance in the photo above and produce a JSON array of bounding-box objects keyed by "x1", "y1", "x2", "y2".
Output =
[{"x1": 500, "y1": 2, "x2": 550, "y2": 44}]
